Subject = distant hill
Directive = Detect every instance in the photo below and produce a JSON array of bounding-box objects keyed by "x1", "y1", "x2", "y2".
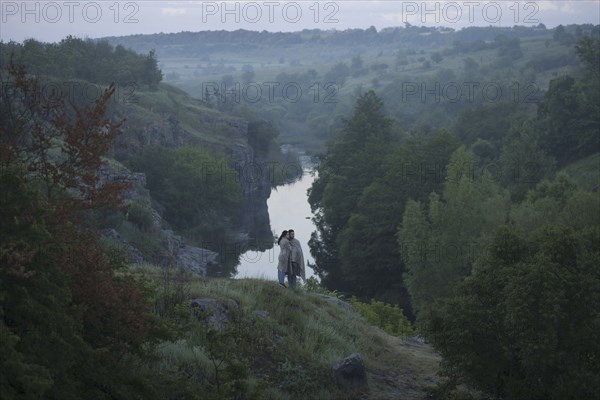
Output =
[
  {"x1": 102, "y1": 24, "x2": 598, "y2": 151},
  {"x1": 102, "y1": 25, "x2": 554, "y2": 58}
]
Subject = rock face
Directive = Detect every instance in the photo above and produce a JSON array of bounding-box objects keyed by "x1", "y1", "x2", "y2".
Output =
[
  {"x1": 101, "y1": 228, "x2": 145, "y2": 264},
  {"x1": 191, "y1": 298, "x2": 239, "y2": 331},
  {"x1": 99, "y1": 164, "x2": 218, "y2": 277},
  {"x1": 103, "y1": 92, "x2": 277, "y2": 275},
  {"x1": 162, "y1": 230, "x2": 219, "y2": 276},
  {"x1": 332, "y1": 353, "x2": 368, "y2": 390},
  {"x1": 222, "y1": 142, "x2": 273, "y2": 247}
]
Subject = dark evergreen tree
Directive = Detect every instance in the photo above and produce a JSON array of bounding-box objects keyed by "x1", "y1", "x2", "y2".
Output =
[
  {"x1": 537, "y1": 36, "x2": 600, "y2": 164},
  {"x1": 308, "y1": 91, "x2": 393, "y2": 293}
]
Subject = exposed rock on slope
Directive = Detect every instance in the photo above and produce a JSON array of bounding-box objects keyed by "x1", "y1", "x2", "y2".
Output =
[
  {"x1": 99, "y1": 163, "x2": 218, "y2": 276},
  {"x1": 112, "y1": 85, "x2": 273, "y2": 246}
]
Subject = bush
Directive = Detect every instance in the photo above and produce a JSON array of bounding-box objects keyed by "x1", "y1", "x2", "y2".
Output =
[
  {"x1": 350, "y1": 297, "x2": 414, "y2": 338},
  {"x1": 127, "y1": 200, "x2": 154, "y2": 230},
  {"x1": 128, "y1": 145, "x2": 242, "y2": 238},
  {"x1": 303, "y1": 281, "x2": 414, "y2": 338}
]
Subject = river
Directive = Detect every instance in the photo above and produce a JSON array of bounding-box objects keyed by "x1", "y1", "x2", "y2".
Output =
[{"x1": 234, "y1": 157, "x2": 317, "y2": 281}]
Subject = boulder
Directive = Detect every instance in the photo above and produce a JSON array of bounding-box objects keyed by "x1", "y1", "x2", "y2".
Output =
[
  {"x1": 101, "y1": 228, "x2": 144, "y2": 264},
  {"x1": 332, "y1": 353, "x2": 368, "y2": 389},
  {"x1": 190, "y1": 298, "x2": 239, "y2": 331},
  {"x1": 175, "y1": 244, "x2": 218, "y2": 277},
  {"x1": 162, "y1": 229, "x2": 218, "y2": 277},
  {"x1": 319, "y1": 294, "x2": 355, "y2": 313}
]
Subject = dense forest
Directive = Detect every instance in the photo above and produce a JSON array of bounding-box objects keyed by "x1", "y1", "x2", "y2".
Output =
[{"x1": 307, "y1": 34, "x2": 599, "y2": 399}]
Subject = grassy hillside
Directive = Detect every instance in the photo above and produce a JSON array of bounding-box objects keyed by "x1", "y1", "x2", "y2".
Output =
[
  {"x1": 121, "y1": 83, "x2": 248, "y2": 147},
  {"x1": 134, "y1": 264, "x2": 440, "y2": 400}
]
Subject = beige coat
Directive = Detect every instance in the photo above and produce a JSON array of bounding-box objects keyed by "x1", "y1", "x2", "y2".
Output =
[
  {"x1": 277, "y1": 237, "x2": 292, "y2": 273},
  {"x1": 289, "y1": 238, "x2": 306, "y2": 281}
]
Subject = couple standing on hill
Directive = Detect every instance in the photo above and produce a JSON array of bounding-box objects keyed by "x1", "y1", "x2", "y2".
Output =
[{"x1": 277, "y1": 229, "x2": 305, "y2": 289}]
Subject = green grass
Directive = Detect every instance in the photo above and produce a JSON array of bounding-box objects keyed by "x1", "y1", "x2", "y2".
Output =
[
  {"x1": 122, "y1": 83, "x2": 248, "y2": 147},
  {"x1": 562, "y1": 153, "x2": 600, "y2": 191},
  {"x1": 131, "y1": 265, "x2": 440, "y2": 399}
]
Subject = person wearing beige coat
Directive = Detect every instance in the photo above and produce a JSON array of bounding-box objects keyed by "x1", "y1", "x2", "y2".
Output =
[
  {"x1": 287, "y1": 229, "x2": 306, "y2": 285},
  {"x1": 277, "y1": 230, "x2": 292, "y2": 288}
]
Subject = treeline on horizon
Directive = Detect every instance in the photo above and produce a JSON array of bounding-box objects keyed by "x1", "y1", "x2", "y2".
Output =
[
  {"x1": 0, "y1": 36, "x2": 163, "y2": 89},
  {"x1": 308, "y1": 34, "x2": 599, "y2": 399},
  {"x1": 102, "y1": 23, "x2": 596, "y2": 55}
]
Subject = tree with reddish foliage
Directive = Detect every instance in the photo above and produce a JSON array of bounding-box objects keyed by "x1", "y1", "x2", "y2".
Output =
[
  {"x1": 1, "y1": 63, "x2": 127, "y2": 210},
  {"x1": 1, "y1": 63, "x2": 163, "y2": 399}
]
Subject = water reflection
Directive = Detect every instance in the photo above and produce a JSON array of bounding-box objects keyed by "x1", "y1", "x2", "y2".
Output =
[{"x1": 234, "y1": 165, "x2": 317, "y2": 281}]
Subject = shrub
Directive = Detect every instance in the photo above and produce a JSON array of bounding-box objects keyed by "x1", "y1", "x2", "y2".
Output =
[
  {"x1": 350, "y1": 297, "x2": 414, "y2": 338},
  {"x1": 127, "y1": 200, "x2": 154, "y2": 230}
]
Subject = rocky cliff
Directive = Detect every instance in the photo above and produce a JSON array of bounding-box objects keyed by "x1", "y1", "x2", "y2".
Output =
[{"x1": 102, "y1": 84, "x2": 273, "y2": 275}]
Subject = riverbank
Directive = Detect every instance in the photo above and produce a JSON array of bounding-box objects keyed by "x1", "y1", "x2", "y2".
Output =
[{"x1": 234, "y1": 148, "x2": 319, "y2": 281}]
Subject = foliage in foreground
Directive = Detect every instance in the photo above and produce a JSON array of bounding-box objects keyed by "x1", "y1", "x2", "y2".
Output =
[
  {"x1": 304, "y1": 277, "x2": 415, "y2": 338},
  {"x1": 137, "y1": 269, "x2": 408, "y2": 400},
  {"x1": 0, "y1": 63, "x2": 167, "y2": 399},
  {"x1": 424, "y1": 224, "x2": 600, "y2": 400}
]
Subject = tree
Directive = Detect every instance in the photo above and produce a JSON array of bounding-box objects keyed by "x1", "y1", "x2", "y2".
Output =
[
  {"x1": 350, "y1": 55, "x2": 365, "y2": 76},
  {"x1": 430, "y1": 52, "x2": 443, "y2": 64},
  {"x1": 309, "y1": 92, "x2": 462, "y2": 314},
  {"x1": 337, "y1": 131, "x2": 459, "y2": 313},
  {"x1": 395, "y1": 50, "x2": 409, "y2": 71},
  {"x1": 398, "y1": 147, "x2": 509, "y2": 315},
  {"x1": 241, "y1": 64, "x2": 255, "y2": 84},
  {"x1": 575, "y1": 36, "x2": 600, "y2": 77},
  {"x1": 424, "y1": 224, "x2": 600, "y2": 400},
  {"x1": 143, "y1": 49, "x2": 163, "y2": 89},
  {"x1": 308, "y1": 91, "x2": 392, "y2": 292},
  {"x1": 495, "y1": 35, "x2": 523, "y2": 59},
  {"x1": 324, "y1": 62, "x2": 350, "y2": 86},
  {"x1": 499, "y1": 121, "x2": 556, "y2": 202},
  {"x1": 0, "y1": 38, "x2": 163, "y2": 88},
  {"x1": 1, "y1": 63, "x2": 161, "y2": 398},
  {"x1": 129, "y1": 145, "x2": 242, "y2": 239},
  {"x1": 537, "y1": 38, "x2": 600, "y2": 166},
  {"x1": 508, "y1": 173, "x2": 598, "y2": 234},
  {"x1": 462, "y1": 57, "x2": 479, "y2": 75},
  {"x1": 553, "y1": 24, "x2": 575, "y2": 45},
  {"x1": 453, "y1": 101, "x2": 524, "y2": 149}
]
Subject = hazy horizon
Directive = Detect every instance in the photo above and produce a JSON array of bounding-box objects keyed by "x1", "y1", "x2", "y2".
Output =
[{"x1": 1, "y1": 1, "x2": 599, "y2": 44}]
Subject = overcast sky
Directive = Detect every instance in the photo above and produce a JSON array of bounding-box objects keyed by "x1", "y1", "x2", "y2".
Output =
[{"x1": 1, "y1": 1, "x2": 599, "y2": 43}]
